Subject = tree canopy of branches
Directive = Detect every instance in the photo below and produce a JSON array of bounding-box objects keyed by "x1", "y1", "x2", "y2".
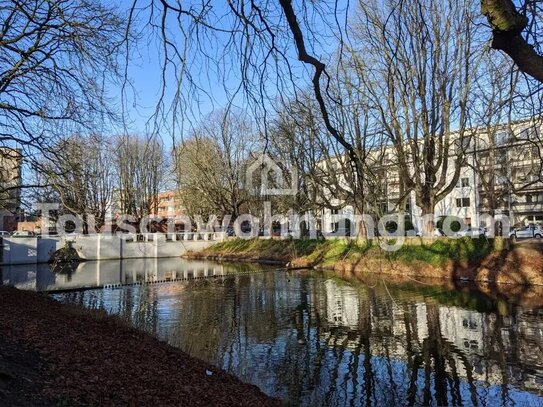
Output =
[
  {"x1": 115, "y1": 134, "x2": 166, "y2": 219},
  {"x1": 38, "y1": 134, "x2": 113, "y2": 232},
  {"x1": 349, "y1": 0, "x2": 481, "y2": 229},
  {"x1": 7, "y1": 0, "x2": 543, "y2": 232},
  {"x1": 176, "y1": 110, "x2": 256, "y2": 220},
  {"x1": 0, "y1": 0, "x2": 125, "y2": 147},
  {"x1": 0, "y1": 0, "x2": 126, "y2": 201}
]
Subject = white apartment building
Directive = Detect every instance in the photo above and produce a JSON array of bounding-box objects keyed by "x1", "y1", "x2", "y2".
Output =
[{"x1": 319, "y1": 119, "x2": 543, "y2": 234}]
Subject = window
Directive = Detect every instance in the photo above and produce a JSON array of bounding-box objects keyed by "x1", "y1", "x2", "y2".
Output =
[
  {"x1": 454, "y1": 138, "x2": 471, "y2": 152},
  {"x1": 462, "y1": 318, "x2": 478, "y2": 330},
  {"x1": 457, "y1": 177, "x2": 470, "y2": 188},
  {"x1": 496, "y1": 131, "x2": 510, "y2": 145},
  {"x1": 330, "y1": 208, "x2": 340, "y2": 215},
  {"x1": 527, "y1": 195, "x2": 533, "y2": 203},
  {"x1": 497, "y1": 150, "x2": 508, "y2": 164},
  {"x1": 478, "y1": 151, "x2": 490, "y2": 161},
  {"x1": 456, "y1": 197, "x2": 470, "y2": 208}
]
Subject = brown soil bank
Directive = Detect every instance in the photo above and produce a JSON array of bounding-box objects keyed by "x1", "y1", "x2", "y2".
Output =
[
  {"x1": 187, "y1": 237, "x2": 543, "y2": 286},
  {"x1": 326, "y1": 241, "x2": 543, "y2": 286},
  {"x1": 0, "y1": 286, "x2": 278, "y2": 406}
]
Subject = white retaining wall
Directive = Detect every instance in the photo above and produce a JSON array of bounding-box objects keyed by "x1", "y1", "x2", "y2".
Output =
[{"x1": 0, "y1": 233, "x2": 222, "y2": 265}]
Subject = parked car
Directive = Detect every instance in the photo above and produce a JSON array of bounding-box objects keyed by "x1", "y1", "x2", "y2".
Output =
[
  {"x1": 11, "y1": 230, "x2": 35, "y2": 237},
  {"x1": 455, "y1": 227, "x2": 488, "y2": 238},
  {"x1": 509, "y1": 224, "x2": 543, "y2": 239},
  {"x1": 0, "y1": 231, "x2": 10, "y2": 237}
]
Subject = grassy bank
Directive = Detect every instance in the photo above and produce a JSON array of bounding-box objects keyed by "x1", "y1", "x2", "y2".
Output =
[
  {"x1": 186, "y1": 236, "x2": 501, "y2": 265},
  {"x1": 186, "y1": 237, "x2": 543, "y2": 286},
  {"x1": 184, "y1": 238, "x2": 328, "y2": 264}
]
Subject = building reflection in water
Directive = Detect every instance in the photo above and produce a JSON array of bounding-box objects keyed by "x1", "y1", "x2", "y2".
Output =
[{"x1": 47, "y1": 266, "x2": 543, "y2": 405}]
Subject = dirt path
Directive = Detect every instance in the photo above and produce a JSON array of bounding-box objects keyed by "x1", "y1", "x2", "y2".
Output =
[{"x1": 0, "y1": 286, "x2": 278, "y2": 406}]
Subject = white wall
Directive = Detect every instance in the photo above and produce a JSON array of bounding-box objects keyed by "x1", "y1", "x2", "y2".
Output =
[
  {"x1": 1, "y1": 233, "x2": 220, "y2": 265},
  {"x1": 1, "y1": 237, "x2": 38, "y2": 265}
]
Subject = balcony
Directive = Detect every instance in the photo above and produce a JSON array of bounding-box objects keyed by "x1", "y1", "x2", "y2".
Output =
[{"x1": 510, "y1": 202, "x2": 543, "y2": 213}]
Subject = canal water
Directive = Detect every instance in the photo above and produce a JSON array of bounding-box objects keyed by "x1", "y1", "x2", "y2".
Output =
[{"x1": 4, "y1": 259, "x2": 543, "y2": 405}]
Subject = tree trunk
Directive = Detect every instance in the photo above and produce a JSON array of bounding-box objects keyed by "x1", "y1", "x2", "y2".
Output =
[
  {"x1": 354, "y1": 202, "x2": 368, "y2": 239},
  {"x1": 420, "y1": 201, "x2": 435, "y2": 235}
]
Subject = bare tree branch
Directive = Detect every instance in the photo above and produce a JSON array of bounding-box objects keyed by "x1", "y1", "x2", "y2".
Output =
[{"x1": 482, "y1": 0, "x2": 543, "y2": 83}]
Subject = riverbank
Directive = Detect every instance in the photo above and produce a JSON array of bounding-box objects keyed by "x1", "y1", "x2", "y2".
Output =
[
  {"x1": 184, "y1": 237, "x2": 543, "y2": 286},
  {"x1": 0, "y1": 286, "x2": 278, "y2": 406}
]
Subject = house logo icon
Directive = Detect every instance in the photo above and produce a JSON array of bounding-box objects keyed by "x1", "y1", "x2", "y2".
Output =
[{"x1": 246, "y1": 153, "x2": 298, "y2": 196}]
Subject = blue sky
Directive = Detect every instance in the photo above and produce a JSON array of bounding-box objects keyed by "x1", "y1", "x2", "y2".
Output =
[
  {"x1": 114, "y1": 1, "x2": 261, "y2": 142},
  {"x1": 112, "y1": 0, "x2": 350, "y2": 146}
]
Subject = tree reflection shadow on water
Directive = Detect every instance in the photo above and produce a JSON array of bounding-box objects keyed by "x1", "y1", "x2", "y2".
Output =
[{"x1": 55, "y1": 268, "x2": 543, "y2": 406}]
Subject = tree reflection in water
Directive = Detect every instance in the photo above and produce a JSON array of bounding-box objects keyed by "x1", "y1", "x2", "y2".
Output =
[{"x1": 56, "y1": 268, "x2": 543, "y2": 406}]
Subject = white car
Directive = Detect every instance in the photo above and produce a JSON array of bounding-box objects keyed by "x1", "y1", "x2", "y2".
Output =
[
  {"x1": 0, "y1": 231, "x2": 10, "y2": 237},
  {"x1": 455, "y1": 227, "x2": 487, "y2": 238},
  {"x1": 10, "y1": 230, "x2": 36, "y2": 237},
  {"x1": 509, "y1": 225, "x2": 543, "y2": 239}
]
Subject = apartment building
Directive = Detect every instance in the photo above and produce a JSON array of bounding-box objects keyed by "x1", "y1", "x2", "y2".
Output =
[
  {"x1": 473, "y1": 121, "x2": 543, "y2": 225},
  {"x1": 320, "y1": 119, "x2": 543, "y2": 234},
  {"x1": 149, "y1": 190, "x2": 187, "y2": 230},
  {"x1": 150, "y1": 191, "x2": 182, "y2": 218}
]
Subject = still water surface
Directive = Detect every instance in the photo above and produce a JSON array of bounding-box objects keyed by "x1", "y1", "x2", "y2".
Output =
[{"x1": 8, "y1": 259, "x2": 543, "y2": 405}]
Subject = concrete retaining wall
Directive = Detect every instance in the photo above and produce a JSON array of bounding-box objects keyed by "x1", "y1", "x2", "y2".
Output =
[{"x1": 0, "y1": 233, "x2": 222, "y2": 265}]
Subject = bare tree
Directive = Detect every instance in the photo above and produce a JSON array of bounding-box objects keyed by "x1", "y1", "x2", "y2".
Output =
[
  {"x1": 267, "y1": 94, "x2": 326, "y2": 215},
  {"x1": 38, "y1": 134, "x2": 114, "y2": 232},
  {"x1": 176, "y1": 109, "x2": 256, "y2": 220},
  {"x1": 114, "y1": 134, "x2": 166, "y2": 219},
  {"x1": 346, "y1": 0, "x2": 482, "y2": 232},
  {"x1": 269, "y1": 86, "x2": 388, "y2": 224}
]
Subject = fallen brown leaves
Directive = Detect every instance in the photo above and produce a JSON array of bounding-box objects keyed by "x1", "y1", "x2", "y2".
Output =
[{"x1": 0, "y1": 286, "x2": 279, "y2": 406}]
